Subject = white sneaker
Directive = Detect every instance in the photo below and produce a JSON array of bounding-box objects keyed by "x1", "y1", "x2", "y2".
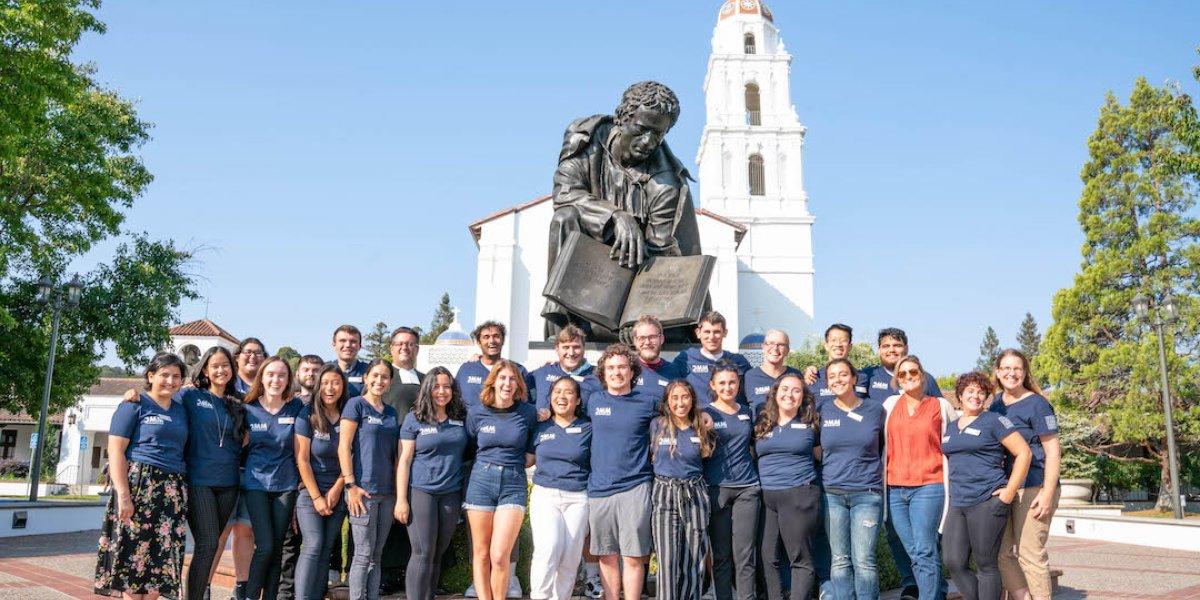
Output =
[
  {"x1": 327, "y1": 569, "x2": 341, "y2": 587},
  {"x1": 507, "y1": 573, "x2": 523, "y2": 598},
  {"x1": 465, "y1": 584, "x2": 479, "y2": 598},
  {"x1": 584, "y1": 575, "x2": 604, "y2": 599}
]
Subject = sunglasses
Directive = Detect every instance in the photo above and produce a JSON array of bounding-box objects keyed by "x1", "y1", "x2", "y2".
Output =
[{"x1": 897, "y1": 368, "x2": 922, "y2": 380}]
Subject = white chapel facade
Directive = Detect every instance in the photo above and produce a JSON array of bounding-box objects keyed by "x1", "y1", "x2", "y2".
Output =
[{"x1": 469, "y1": 0, "x2": 814, "y2": 361}]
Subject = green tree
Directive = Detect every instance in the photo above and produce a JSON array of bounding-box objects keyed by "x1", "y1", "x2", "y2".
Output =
[
  {"x1": 363, "y1": 321, "x2": 390, "y2": 362},
  {"x1": 1038, "y1": 76, "x2": 1200, "y2": 510},
  {"x1": 1017, "y1": 312, "x2": 1042, "y2": 362},
  {"x1": 420, "y1": 293, "x2": 455, "y2": 344},
  {"x1": 936, "y1": 373, "x2": 959, "y2": 393},
  {"x1": 277, "y1": 346, "x2": 301, "y2": 370},
  {"x1": 0, "y1": 4, "x2": 196, "y2": 416},
  {"x1": 786, "y1": 338, "x2": 875, "y2": 372},
  {"x1": 976, "y1": 326, "x2": 1000, "y2": 373}
]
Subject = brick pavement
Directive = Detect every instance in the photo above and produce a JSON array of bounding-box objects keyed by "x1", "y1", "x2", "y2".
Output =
[{"x1": 1, "y1": 531, "x2": 1197, "y2": 599}]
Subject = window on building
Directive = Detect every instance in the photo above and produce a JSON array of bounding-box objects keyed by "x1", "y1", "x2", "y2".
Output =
[
  {"x1": 745, "y1": 83, "x2": 761, "y2": 126},
  {"x1": 748, "y1": 154, "x2": 766, "y2": 196},
  {"x1": 744, "y1": 33, "x2": 756, "y2": 54},
  {"x1": 0, "y1": 430, "x2": 15, "y2": 459}
]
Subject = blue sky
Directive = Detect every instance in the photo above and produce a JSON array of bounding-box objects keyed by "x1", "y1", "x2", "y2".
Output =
[{"x1": 75, "y1": 1, "x2": 1200, "y2": 374}]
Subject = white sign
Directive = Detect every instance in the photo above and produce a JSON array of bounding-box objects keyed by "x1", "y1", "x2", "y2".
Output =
[{"x1": 28, "y1": 432, "x2": 38, "y2": 450}]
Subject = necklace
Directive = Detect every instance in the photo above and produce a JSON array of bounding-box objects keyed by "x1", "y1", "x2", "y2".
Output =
[{"x1": 209, "y1": 389, "x2": 229, "y2": 448}]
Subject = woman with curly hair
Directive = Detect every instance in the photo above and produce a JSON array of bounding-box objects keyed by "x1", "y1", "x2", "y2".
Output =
[
  {"x1": 755, "y1": 373, "x2": 821, "y2": 600},
  {"x1": 650, "y1": 379, "x2": 714, "y2": 600}
]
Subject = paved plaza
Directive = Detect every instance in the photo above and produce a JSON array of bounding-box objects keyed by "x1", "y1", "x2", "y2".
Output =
[{"x1": 1, "y1": 530, "x2": 1197, "y2": 599}]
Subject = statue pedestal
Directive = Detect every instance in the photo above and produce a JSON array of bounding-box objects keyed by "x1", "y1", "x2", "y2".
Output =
[{"x1": 524, "y1": 342, "x2": 691, "y2": 370}]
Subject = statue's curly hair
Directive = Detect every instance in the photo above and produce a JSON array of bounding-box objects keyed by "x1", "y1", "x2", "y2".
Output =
[{"x1": 615, "y1": 81, "x2": 680, "y2": 128}]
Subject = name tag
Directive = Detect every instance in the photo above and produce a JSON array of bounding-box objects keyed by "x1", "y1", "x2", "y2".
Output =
[
  {"x1": 448, "y1": 419, "x2": 464, "y2": 427},
  {"x1": 942, "y1": 435, "x2": 950, "y2": 443},
  {"x1": 823, "y1": 419, "x2": 841, "y2": 428},
  {"x1": 480, "y1": 425, "x2": 496, "y2": 434},
  {"x1": 846, "y1": 412, "x2": 863, "y2": 422},
  {"x1": 659, "y1": 438, "x2": 676, "y2": 446},
  {"x1": 333, "y1": 425, "x2": 340, "y2": 433},
  {"x1": 566, "y1": 426, "x2": 582, "y2": 434},
  {"x1": 658, "y1": 379, "x2": 668, "y2": 387},
  {"x1": 689, "y1": 436, "x2": 700, "y2": 443},
  {"x1": 467, "y1": 376, "x2": 483, "y2": 384},
  {"x1": 855, "y1": 385, "x2": 868, "y2": 394},
  {"x1": 790, "y1": 423, "x2": 808, "y2": 429},
  {"x1": 737, "y1": 414, "x2": 750, "y2": 421},
  {"x1": 595, "y1": 407, "x2": 612, "y2": 416},
  {"x1": 366, "y1": 416, "x2": 383, "y2": 425},
  {"x1": 570, "y1": 374, "x2": 585, "y2": 382},
  {"x1": 315, "y1": 432, "x2": 331, "y2": 441},
  {"x1": 196, "y1": 399, "x2": 214, "y2": 409},
  {"x1": 964, "y1": 427, "x2": 981, "y2": 436},
  {"x1": 348, "y1": 376, "x2": 363, "y2": 383},
  {"x1": 278, "y1": 417, "x2": 295, "y2": 425}
]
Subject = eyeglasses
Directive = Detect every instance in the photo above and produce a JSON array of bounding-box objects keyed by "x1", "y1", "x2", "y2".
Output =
[
  {"x1": 897, "y1": 368, "x2": 922, "y2": 380},
  {"x1": 762, "y1": 342, "x2": 789, "y2": 349},
  {"x1": 391, "y1": 341, "x2": 418, "y2": 348},
  {"x1": 634, "y1": 335, "x2": 662, "y2": 343},
  {"x1": 239, "y1": 350, "x2": 264, "y2": 358}
]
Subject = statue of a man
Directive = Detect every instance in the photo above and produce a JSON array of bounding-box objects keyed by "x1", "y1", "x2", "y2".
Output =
[{"x1": 542, "y1": 81, "x2": 703, "y2": 337}]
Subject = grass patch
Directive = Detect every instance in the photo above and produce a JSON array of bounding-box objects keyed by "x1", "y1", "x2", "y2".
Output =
[{"x1": 1122, "y1": 508, "x2": 1200, "y2": 520}]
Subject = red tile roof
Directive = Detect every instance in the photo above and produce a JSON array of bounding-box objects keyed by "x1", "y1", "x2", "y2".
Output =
[
  {"x1": 168, "y1": 319, "x2": 240, "y2": 344},
  {"x1": 0, "y1": 409, "x2": 64, "y2": 425},
  {"x1": 87, "y1": 378, "x2": 146, "y2": 397}
]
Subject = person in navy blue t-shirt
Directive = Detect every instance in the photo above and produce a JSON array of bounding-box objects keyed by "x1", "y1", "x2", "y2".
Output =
[
  {"x1": 988, "y1": 349, "x2": 1061, "y2": 600},
  {"x1": 293, "y1": 365, "x2": 350, "y2": 600},
  {"x1": 338, "y1": 359, "x2": 401, "y2": 600},
  {"x1": 455, "y1": 321, "x2": 535, "y2": 416},
  {"x1": 704, "y1": 363, "x2": 760, "y2": 600},
  {"x1": 463, "y1": 359, "x2": 536, "y2": 600},
  {"x1": 801, "y1": 324, "x2": 868, "y2": 407},
  {"x1": 331, "y1": 324, "x2": 371, "y2": 398},
  {"x1": 241, "y1": 356, "x2": 306, "y2": 600},
  {"x1": 672, "y1": 311, "x2": 752, "y2": 406},
  {"x1": 859, "y1": 328, "x2": 942, "y2": 405},
  {"x1": 744, "y1": 329, "x2": 802, "y2": 411},
  {"x1": 395, "y1": 366, "x2": 470, "y2": 600},
  {"x1": 94, "y1": 352, "x2": 189, "y2": 600},
  {"x1": 530, "y1": 324, "x2": 600, "y2": 417},
  {"x1": 631, "y1": 315, "x2": 683, "y2": 399},
  {"x1": 943, "y1": 372, "x2": 1031, "y2": 600},
  {"x1": 754, "y1": 373, "x2": 820, "y2": 600},
  {"x1": 527, "y1": 376, "x2": 593, "y2": 600},
  {"x1": 816, "y1": 359, "x2": 886, "y2": 600},
  {"x1": 650, "y1": 379, "x2": 715, "y2": 600},
  {"x1": 227, "y1": 336, "x2": 266, "y2": 598}
]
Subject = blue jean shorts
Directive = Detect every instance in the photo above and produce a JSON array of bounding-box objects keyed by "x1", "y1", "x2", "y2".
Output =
[{"x1": 463, "y1": 462, "x2": 528, "y2": 512}]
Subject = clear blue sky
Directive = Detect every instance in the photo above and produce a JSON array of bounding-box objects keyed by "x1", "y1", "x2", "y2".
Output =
[{"x1": 74, "y1": 1, "x2": 1199, "y2": 374}]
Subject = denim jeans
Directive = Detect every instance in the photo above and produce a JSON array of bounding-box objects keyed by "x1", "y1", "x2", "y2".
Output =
[
  {"x1": 348, "y1": 494, "x2": 397, "y2": 600},
  {"x1": 887, "y1": 484, "x2": 946, "y2": 600},
  {"x1": 824, "y1": 490, "x2": 882, "y2": 600},
  {"x1": 295, "y1": 493, "x2": 347, "y2": 600}
]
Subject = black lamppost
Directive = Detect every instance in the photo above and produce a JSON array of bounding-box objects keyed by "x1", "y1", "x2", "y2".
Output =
[
  {"x1": 1131, "y1": 291, "x2": 1183, "y2": 519},
  {"x1": 29, "y1": 275, "x2": 83, "y2": 502}
]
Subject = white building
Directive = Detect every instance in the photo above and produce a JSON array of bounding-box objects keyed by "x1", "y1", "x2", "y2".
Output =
[{"x1": 469, "y1": 0, "x2": 813, "y2": 360}]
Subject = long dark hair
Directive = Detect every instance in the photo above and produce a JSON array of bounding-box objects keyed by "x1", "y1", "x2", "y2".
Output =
[
  {"x1": 653, "y1": 380, "x2": 715, "y2": 460},
  {"x1": 143, "y1": 352, "x2": 186, "y2": 390},
  {"x1": 707, "y1": 361, "x2": 742, "y2": 405},
  {"x1": 413, "y1": 366, "x2": 466, "y2": 424},
  {"x1": 310, "y1": 364, "x2": 349, "y2": 434},
  {"x1": 754, "y1": 373, "x2": 819, "y2": 439},
  {"x1": 191, "y1": 346, "x2": 247, "y2": 439},
  {"x1": 546, "y1": 377, "x2": 585, "y2": 418},
  {"x1": 362, "y1": 358, "x2": 393, "y2": 398}
]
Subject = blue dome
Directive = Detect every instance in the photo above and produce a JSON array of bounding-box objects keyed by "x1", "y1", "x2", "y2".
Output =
[
  {"x1": 436, "y1": 329, "x2": 472, "y2": 346},
  {"x1": 739, "y1": 332, "x2": 765, "y2": 350}
]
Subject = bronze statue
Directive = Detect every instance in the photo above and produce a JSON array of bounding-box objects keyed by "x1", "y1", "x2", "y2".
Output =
[{"x1": 542, "y1": 82, "x2": 705, "y2": 340}]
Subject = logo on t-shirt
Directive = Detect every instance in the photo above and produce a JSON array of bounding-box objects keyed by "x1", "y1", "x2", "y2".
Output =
[
  {"x1": 366, "y1": 416, "x2": 383, "y2": 426},
  {"x1": 142, "y1": 415, "x2": 167, "y2": 425},
  {"x1": 1044, "y1": 415, "x2": 1058, "y2": 431},
  {"x1": 872, "y1": 381, "x2": 888, "y2": 389},
  {"x1": 314, "y1": 432, "x2": 331, "y2": 441},
  {"x1": 419, "y1": 427, "x2": 438, "y2": 436},
  {"x1": 467, "y1": 376, "x2": 483, "y2": 385},
  {"x1": 196, "y1": 399, "x2": 214, "y2": 409},
  {"x1": 251, "y1": 422, "x2": 269, "y2": 432},
  {"x1": 594, "y1": 407, "x2": 612, "y2": 416},
  {"x1": 754, "y1": 385, "x2": 770, "y2": 395},
  {"x1": 713, "y1": 421, "x2": 728, "y2": 430},
  {"x1": 691, "y1": 365, "x2": 708, "y2": 374},
  {"x1": 823, "y1": 418, "x2": 841, "y2": 428},
  {"x1": 545, "y1": 374, "x2": 561, "y2": 382},
  {"x1": 539, "y1": 432, "x2": 556, "y2": 442},
  {"x1": 480, "y1": 425, "x2": 496, "y2": 434},
  {"x1": 818, "y1": 387, "x2": 833, "y2": 397}
]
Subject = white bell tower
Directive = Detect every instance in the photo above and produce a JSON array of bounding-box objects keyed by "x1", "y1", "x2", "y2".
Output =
[{"x1": 697, "y1": 0, "x2": 815, "y2": 341}]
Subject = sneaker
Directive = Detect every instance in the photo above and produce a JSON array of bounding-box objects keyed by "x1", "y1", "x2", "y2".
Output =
[
  {"x1": 899, "y1": 585, "x2": 920, "y2": 600},
  {"x1": 583, "y1": 575, "x2": 604, "y2": 599},
  {"x1": 328, "y1": 570, "x2": 342, "y2": 587},
  {"x1": 507, "y1": 573, "x2": 523, "y2": 598},
  {"x1": 465, "y1": 584, "x2": 479, "y2": 598}
]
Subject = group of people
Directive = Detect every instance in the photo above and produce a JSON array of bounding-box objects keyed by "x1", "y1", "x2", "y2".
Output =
[{"x1": 94, "y1": 311, "x2": 1061, "y2": 600}]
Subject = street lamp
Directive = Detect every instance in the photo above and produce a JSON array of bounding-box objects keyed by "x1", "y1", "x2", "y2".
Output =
[
  {"x1": 29, "y1": 274, "x2": 83, "y2": 502},
  {"x1": 1131, "y1": 291, "x2": 1184, "y2": 519}
]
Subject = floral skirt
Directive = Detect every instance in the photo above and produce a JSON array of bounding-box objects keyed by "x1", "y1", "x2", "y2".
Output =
[{"x1": 94, "y1": 462, "x2": 188, "y2": 598}]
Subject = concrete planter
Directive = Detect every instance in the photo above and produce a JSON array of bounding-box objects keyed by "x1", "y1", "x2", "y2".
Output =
[{"x1": 1060, "y1": 478, "x2": 1095, "y2": 506}]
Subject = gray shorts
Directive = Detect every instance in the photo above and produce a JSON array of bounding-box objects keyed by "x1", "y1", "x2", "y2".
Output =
[{"x1": 588, "y1": 481, "x2": 652, "y2": 557}]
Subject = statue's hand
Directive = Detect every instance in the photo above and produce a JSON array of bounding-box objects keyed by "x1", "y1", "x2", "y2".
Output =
[{"x1": 611, "y1": 211, "x2": 646, "y2": 268}]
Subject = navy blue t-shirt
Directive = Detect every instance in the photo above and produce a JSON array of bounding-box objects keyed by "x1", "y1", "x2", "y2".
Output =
[
  {"x1": 109, "y1": 393, "x2": 189, "y2": 475},
  {"x1": 988, "y1": 393, "x2": 1058, "y2": 489},
  {"x1": 588, "y1": 389, "x2": 659, "y2": 497},
  {"x1": 234, "y1": 377, "x2": 252, "y2": 395},
  {"x1": 755, "y1": 417, "x2": 819, "y2": 490},
  {"x1": 744, "y1": 366, "x2": 802, "y2": 411},
  {"x1": 455, "y1": 360, "x2": 535, "y2": 413},
  {"x1": 806, "y1": 366, "x2": 869, "y2": 408},
  {"x1": 177, "y1": 388, "x2": 239, "y2": 486},
  {"x1": 467, "y1": 401, "x2": 538, "y2": 469},
  {"x1": 400, "y1": 413, "x2": 469, "y2": 494},
  {"x1": 818, "y1": 400, "x2": 885, "y2": 491},
  {"x1": 651, "y1": 419, "x2": 705, "y2": 480},
  {"x1": 943, "y1": 411, "x2": 1016, "y2": 507},
  {"x1": 671, "y1": 347, "x2": 752, "y2": 407},
  {"x1": 334, "y1": 359, "x2": 370, "y2": 398},
  {"x1": 633, "y1": 359, "x2": 682, "y2": 400},
  {"x1": 861, "y1": 365, "x2": 943, "y2": 405},
  {"x1": 243, "y1": 397, "x2": 305, "y2": 492},
  {"x1": 529, "y1": 418, "x2": 592, "y2": 492},
  {"x1": 294, "y1": 405, "x2": 343, "y2": 493},
  {"x1": 342, "y1": 396, "x2": 400, "y2": 495},
  {"x1": 530, "y1": 363, "x2": 601, "y2": 414},
  {"x1": 703, "y1": 404, "x2": 759, "y2": 487}
]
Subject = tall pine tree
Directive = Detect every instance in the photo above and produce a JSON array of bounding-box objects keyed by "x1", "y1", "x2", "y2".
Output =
[
  {"x1": 421, "y1": 293, "x2": 455, "y2": 344},
  {"x1": 363, "y1": 321, "x2": 391, "y2": 362},
  {"x1": 1039, "y1": 76, "x2": 1200, "y2": 510},
  {"x1": 976, "y1": 326, "x2": 1001, "y2": 373},
  {"x1": 1017, "y1": 312, "x2": 1041, "y2": 362}
]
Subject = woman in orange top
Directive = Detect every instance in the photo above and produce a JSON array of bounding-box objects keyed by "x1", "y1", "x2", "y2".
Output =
[{"x1": 882, "y1": 355, "x2": 956, "y2": 600}]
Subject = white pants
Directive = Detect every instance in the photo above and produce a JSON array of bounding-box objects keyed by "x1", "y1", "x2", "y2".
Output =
[{"x1": 529, "y1": 484, "x2": 590, "y2": 600}]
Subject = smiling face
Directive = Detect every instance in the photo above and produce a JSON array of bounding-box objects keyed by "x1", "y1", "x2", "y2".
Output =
[
  {"x1": 557, "y1": 338, "x2": 584, "y2": 372},
  {"x1": 762, "y1": 330, "x2": 790, "y2": 367},
  {"x1": 550, "y1": 378, "x2": 580, "y2": 419},
  {"x1": 613, "y1": 108, "x2": 672, "y2": 166},
  {"x1": 319, "y1": 371, "x2": 344, "y2": 407},
  {"x1": 333, "y1": 331, "x2": 361, "y2": 363},
  {"x1": 296, "y1": 361, "x2": 319, "y2": 391},
  {"x1": 667, "y1": 384, "x2": 694, "y2": 421},
  {"x1": 391, "y1": 331, "x2": 419, "y2": 368},
  {"x1": 237, "y1": 342, "x2": 265, "y2": 380},
  {"x1": 697, "y1": 321, "x2": 727, "y2": 354},
  {"x1": 824, "y1": 328, "x2": 851, "y2": 361},
  {"x1": 878, "y1": 335, "x2": 908, "y2": 369},
  {"x1": 477, "y1": 326, "x2": 505, "y2": 361},
  {"x1": 827, "y1": 361, "x2": 856, "y2": 398},
  {"x1": 603, "y1": 354, "x2": 633, "y2": 393},
  {"x1": 633, "y1": 322, "x2": 664, "y2": 362},
  {"x1": 896, "y1": 358, "x2": 925, "y2": 396},
  {"x1": 431, "y1": 373, "x2": 453, "y2": 408},
  {"x1": 262, "y1": 361, "x2": 291, "y2": 398},
  {"x1": 493, "y1": 365, "x2": 520, "y2": 403},
  {"x1": 205, "y1": 352, "x2": 233, "y2": 390},
  {"x1": 959, "y1": 382, "x2": 988, "y2": 415},
  {"x1": 774, "y1": 375, "x2": 804, "y2": 415},
  {"x1": 365, "y1": 363, "x2": 392, "y2": 397},
  {"x1": 995, "y1": 354, "x2": 1027, "y2": 393},
  {"x1": 148, "y1": 365, "x2": 184, "y2": 397},
  {"x1": 709, "y1": 369, "x2": 740, "y2": 403}
]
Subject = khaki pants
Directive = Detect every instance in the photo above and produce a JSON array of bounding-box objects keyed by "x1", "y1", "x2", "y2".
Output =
[{"x1": 998, "y1": 486, "x2": 1059, "y2": 599}]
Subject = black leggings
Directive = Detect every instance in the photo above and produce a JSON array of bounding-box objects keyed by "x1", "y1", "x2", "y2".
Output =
[
  {"x1": 406, "y1": 488, "x2": 463, "y2": 600},
  {"x1": 186, "y1": 485, "x2": 240, "y2": 599},
  {"x1": 709, "y1": 485, "x2": 761, "y2": 600},
  {"x1": 244, "y1": 489, "x2": 298, "y2": 600},
  {"x1": 942, "y1": 496, "x2": 1010, "y2": 600},
  {"x1": 761, "y1": 484, "x2": 820, "y2": 600}
]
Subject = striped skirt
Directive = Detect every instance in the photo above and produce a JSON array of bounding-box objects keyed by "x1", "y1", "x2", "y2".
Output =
[{"x1": 652, "y1": 475, "x2": 711, "y2": 600}]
